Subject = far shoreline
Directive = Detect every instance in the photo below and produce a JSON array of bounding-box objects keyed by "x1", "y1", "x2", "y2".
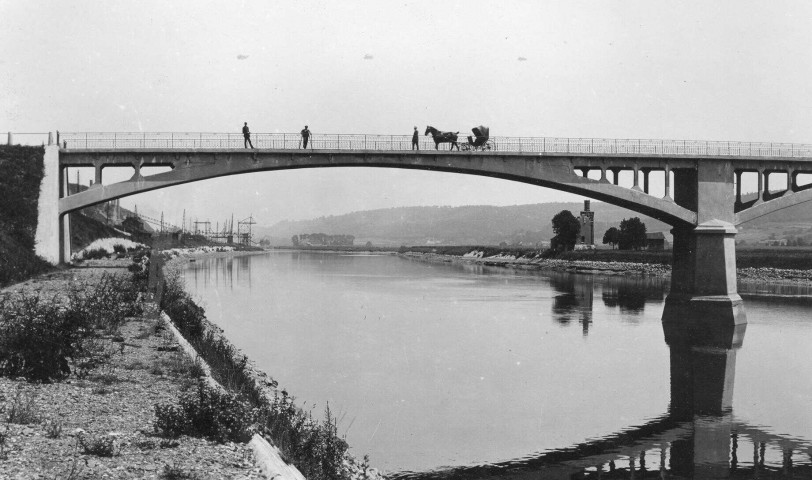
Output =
[{"x1": 158, "y1": 244, "x2": 812, "y2": 288}]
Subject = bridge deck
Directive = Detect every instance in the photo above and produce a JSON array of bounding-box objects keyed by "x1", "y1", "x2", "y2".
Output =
[{"x1": 58, "y1": 132, "x2": 812, "y2": 160}]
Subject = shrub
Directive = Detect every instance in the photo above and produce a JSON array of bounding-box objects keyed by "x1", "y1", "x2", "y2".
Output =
[
  {"x1": 67, "y1": 272, "x2": 142, "y2": 332},
  {"x1": 0, "y1": 293, "x2": 86, "y2": 381},
  {"x1": 160, "y1": 463, "x2": 200, "y2": 479},
  {"x1": 154, "y1": 381, "x2": 257, "y2": 443},
  {"x1": 163, "y1": 297, "x2": 205, "y2": 339},
  {"x1": 72, "y1": 337, "x2": 116, "y2": 379},
  {"x1": 0, "y1": 427, "x2": 7, "y2": 460},
  {"x1": 79, "y1": 434, "x2": 117, "y2": 457},
  {"x1": 44, "y1": 419, "x2": 63, "y2": 438},
  {"x1": 189, "y1": 331, "x2": 257, "y2": 398},
  {"x1": 5, "y1": 388, "x2": 42, "y2": 424},
  {"x1": 259, "y1": 392, "x2": 349, "y2": 480},
  {"x1": 128, "y1": 252, "x2": 151, "y2": 290},
  {"x1": 83, "y1": 247, "x2": 109, "y2": 260},
  {"x1": 0, "y1": 272, "x2": 144, "y2": 381}
]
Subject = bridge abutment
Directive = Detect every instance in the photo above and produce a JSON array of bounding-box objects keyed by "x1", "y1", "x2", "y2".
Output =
[{"x1": 34, "y1": 145, "x2": 61, "y2": 264}]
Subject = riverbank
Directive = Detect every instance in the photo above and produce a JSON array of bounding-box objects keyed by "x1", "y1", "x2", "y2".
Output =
[
  {"x1": 399, "y1": 249, "x2": 812, "y2": 285},
  {"x1": 400, "y1": 250, "x2": 671, "y2": 275},
  {"x1": 0, "y1": 262, "x2": 264, "y2": 479}
]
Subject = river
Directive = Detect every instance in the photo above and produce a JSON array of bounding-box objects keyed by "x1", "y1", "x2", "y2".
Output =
[{"x1": 183, "y1": 251, "x2": 812, "y2": 478}]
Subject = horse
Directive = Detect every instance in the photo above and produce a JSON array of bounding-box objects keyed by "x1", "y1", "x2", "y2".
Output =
[{"x1": 425, "y1": 126, "x2": 460, "y2": 151}]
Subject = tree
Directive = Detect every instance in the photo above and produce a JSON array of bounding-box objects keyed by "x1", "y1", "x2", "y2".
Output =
[
  {"x1": 602, "y1": 227, "x2": 620, "y2": 249},
  {"x1": 551, "y1": 210, "x2": 581, "y2": 251},
  {"x1": 618, "y1": 217, "x2": 647, "y2": 250}
]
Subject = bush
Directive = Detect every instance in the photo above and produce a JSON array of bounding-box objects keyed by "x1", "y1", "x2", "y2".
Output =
[
  {"x1": 160, "y1": 463, "x2": 200, "y2": 480},
  {"x1": 0, "y1": 272, "x2": 142, "y2": 381},
  {"x1": 163, "y1": 296, "x2": 205, "y2": 339},
  {"x1": 79, "y1": 434, "x2": 118, "y2": 457},
  {"x1": 67, "y1": 272, "x2": 142, "y2": 332},
  {"x1": 261, "y1": 393, "x2": 349, "y2": 480},
  {"x1": 83, "y1": 247, "x2": 109, "y2": 260},
  {"x1": 5, "y1": 388, "x2": 42, "y2": 424},
  {"x1": 44, "y1": 419, "x2": 63, "y2": 439},
  {"x1": 128, "y1": 252, "x2": 151, "y2": 290},
  {"x1": 154, "y1": 381, "x2": 257, "y2": 443},
  {"x1": 0, "y1": 293, "x2": 87, "y2": 381}
]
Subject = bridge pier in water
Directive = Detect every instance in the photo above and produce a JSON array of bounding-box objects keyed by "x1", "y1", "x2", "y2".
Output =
[{"x1": 664, "y1": 163, "x2": 747, "y2": 328}]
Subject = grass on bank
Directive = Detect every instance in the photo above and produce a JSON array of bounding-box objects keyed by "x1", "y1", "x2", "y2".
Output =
[
  {"x1": 0, "y1": 145, "x2": 53, "y2": 287},
  {"x1": 155, "y1": 259, "x2": 352, "y2": 480}
]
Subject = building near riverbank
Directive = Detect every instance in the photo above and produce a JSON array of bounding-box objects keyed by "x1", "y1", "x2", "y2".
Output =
[
  {"x1": 579, "y1": 200, "x2": 595, "y2": 245},
  {"x1": 646, "y1": 232, "x2": 669, "y2": 250}
]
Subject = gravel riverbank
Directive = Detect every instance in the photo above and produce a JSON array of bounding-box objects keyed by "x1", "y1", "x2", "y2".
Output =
[
  {"x1": 0, "y1": 263, "x2": 265, "y2": 480},
  {"x1": 400, "y1": 250, "x2": 812, "y2": 286}
]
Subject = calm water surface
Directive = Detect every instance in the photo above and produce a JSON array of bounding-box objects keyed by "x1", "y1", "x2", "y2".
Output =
[{"x1": 184, "y1": 252, "x2": 812, "y2": 478}]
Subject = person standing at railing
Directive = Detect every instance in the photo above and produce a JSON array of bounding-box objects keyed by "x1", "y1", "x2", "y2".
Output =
[
  {"x1": 242, "y1": 122, "x2": 254, "y2": 149},
  {"x1": 300, "y1": 125, "x2": 311, "y2": 149},
  {"x1": 412, "y1": 126, "x2": 419, "y2": 150}
]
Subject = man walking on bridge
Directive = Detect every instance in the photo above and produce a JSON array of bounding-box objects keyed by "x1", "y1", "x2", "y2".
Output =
[
  {"x1": 300, "y1": 125, "x2": 311, "y2": 149},
  {"x1": 242, "y1": 122, "x2": 254, "y2": 149},
  {"x1": 412, "y1": 126, "x2": 419, "y2": 150}
]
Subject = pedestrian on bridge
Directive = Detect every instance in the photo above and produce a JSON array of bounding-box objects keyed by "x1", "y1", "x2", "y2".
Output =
[
  {"x1": 242, "y1": 122, "x2": 254, "y2": 149},
  {"x1": 300, "y1": 126, "x2": 311, "y2": 149},
  {"x1": 412, "y1": 126, "x2": 419, "y2": 150}
]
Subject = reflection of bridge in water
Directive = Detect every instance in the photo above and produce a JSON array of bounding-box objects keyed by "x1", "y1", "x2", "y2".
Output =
[
  {"x1": 189, "y1": 255, "x2": 253, "y2": 291},
  {"x1": 392, "y1": 301, "x2": 810, "y2": 480}
]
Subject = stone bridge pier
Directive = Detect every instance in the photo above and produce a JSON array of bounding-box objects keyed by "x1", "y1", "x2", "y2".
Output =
[{"x1": 665, "y1": 162, "x2": 746, "y2": 327}]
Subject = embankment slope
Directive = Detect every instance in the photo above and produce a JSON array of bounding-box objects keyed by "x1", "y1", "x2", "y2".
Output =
[{"x1": 0, "y1": 145, "x2": 52, "y2": 286}]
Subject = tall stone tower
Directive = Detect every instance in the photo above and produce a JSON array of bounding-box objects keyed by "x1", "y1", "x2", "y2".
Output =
[{"x1": 579, "y1": 200, "x2": 595, "y2": 245}]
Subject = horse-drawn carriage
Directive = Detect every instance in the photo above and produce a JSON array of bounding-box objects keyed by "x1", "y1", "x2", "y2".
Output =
[
  {"x1": 425, "y1": 125, "x2": 492, "y2": 151},
  {"x1": 461, "y1": 126, "x2": 491, "y2": 151}
]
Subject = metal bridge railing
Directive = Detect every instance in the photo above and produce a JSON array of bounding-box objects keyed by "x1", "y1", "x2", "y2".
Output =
[{"x1": 44, "y1": 132, "x2": 812, "y2": 158}]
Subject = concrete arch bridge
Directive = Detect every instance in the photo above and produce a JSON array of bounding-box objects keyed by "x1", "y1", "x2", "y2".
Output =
[{"x1": 36, "y1": 131, "x2": 812, "y2": 326}]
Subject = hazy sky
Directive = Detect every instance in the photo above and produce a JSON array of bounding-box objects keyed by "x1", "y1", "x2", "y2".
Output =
[{"x1": 3, "y1": 1, "x2": 812, "y2": 226}]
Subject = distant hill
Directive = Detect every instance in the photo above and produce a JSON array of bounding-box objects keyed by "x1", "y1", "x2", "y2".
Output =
[
  {"x1": 735, "y1": 193, "x2": 812, "y2": 247},
  {"x1": 256, "y1": 202, "x2": 675, "y2": 247}
]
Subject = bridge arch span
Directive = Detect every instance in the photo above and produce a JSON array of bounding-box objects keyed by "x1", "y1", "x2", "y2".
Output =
[
  {"x1": 735, "y1": 188, "x2": 812, "y2": 225},
  {"x1": 59, "y1": 149, "x2": 697, "y2": 227}
]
